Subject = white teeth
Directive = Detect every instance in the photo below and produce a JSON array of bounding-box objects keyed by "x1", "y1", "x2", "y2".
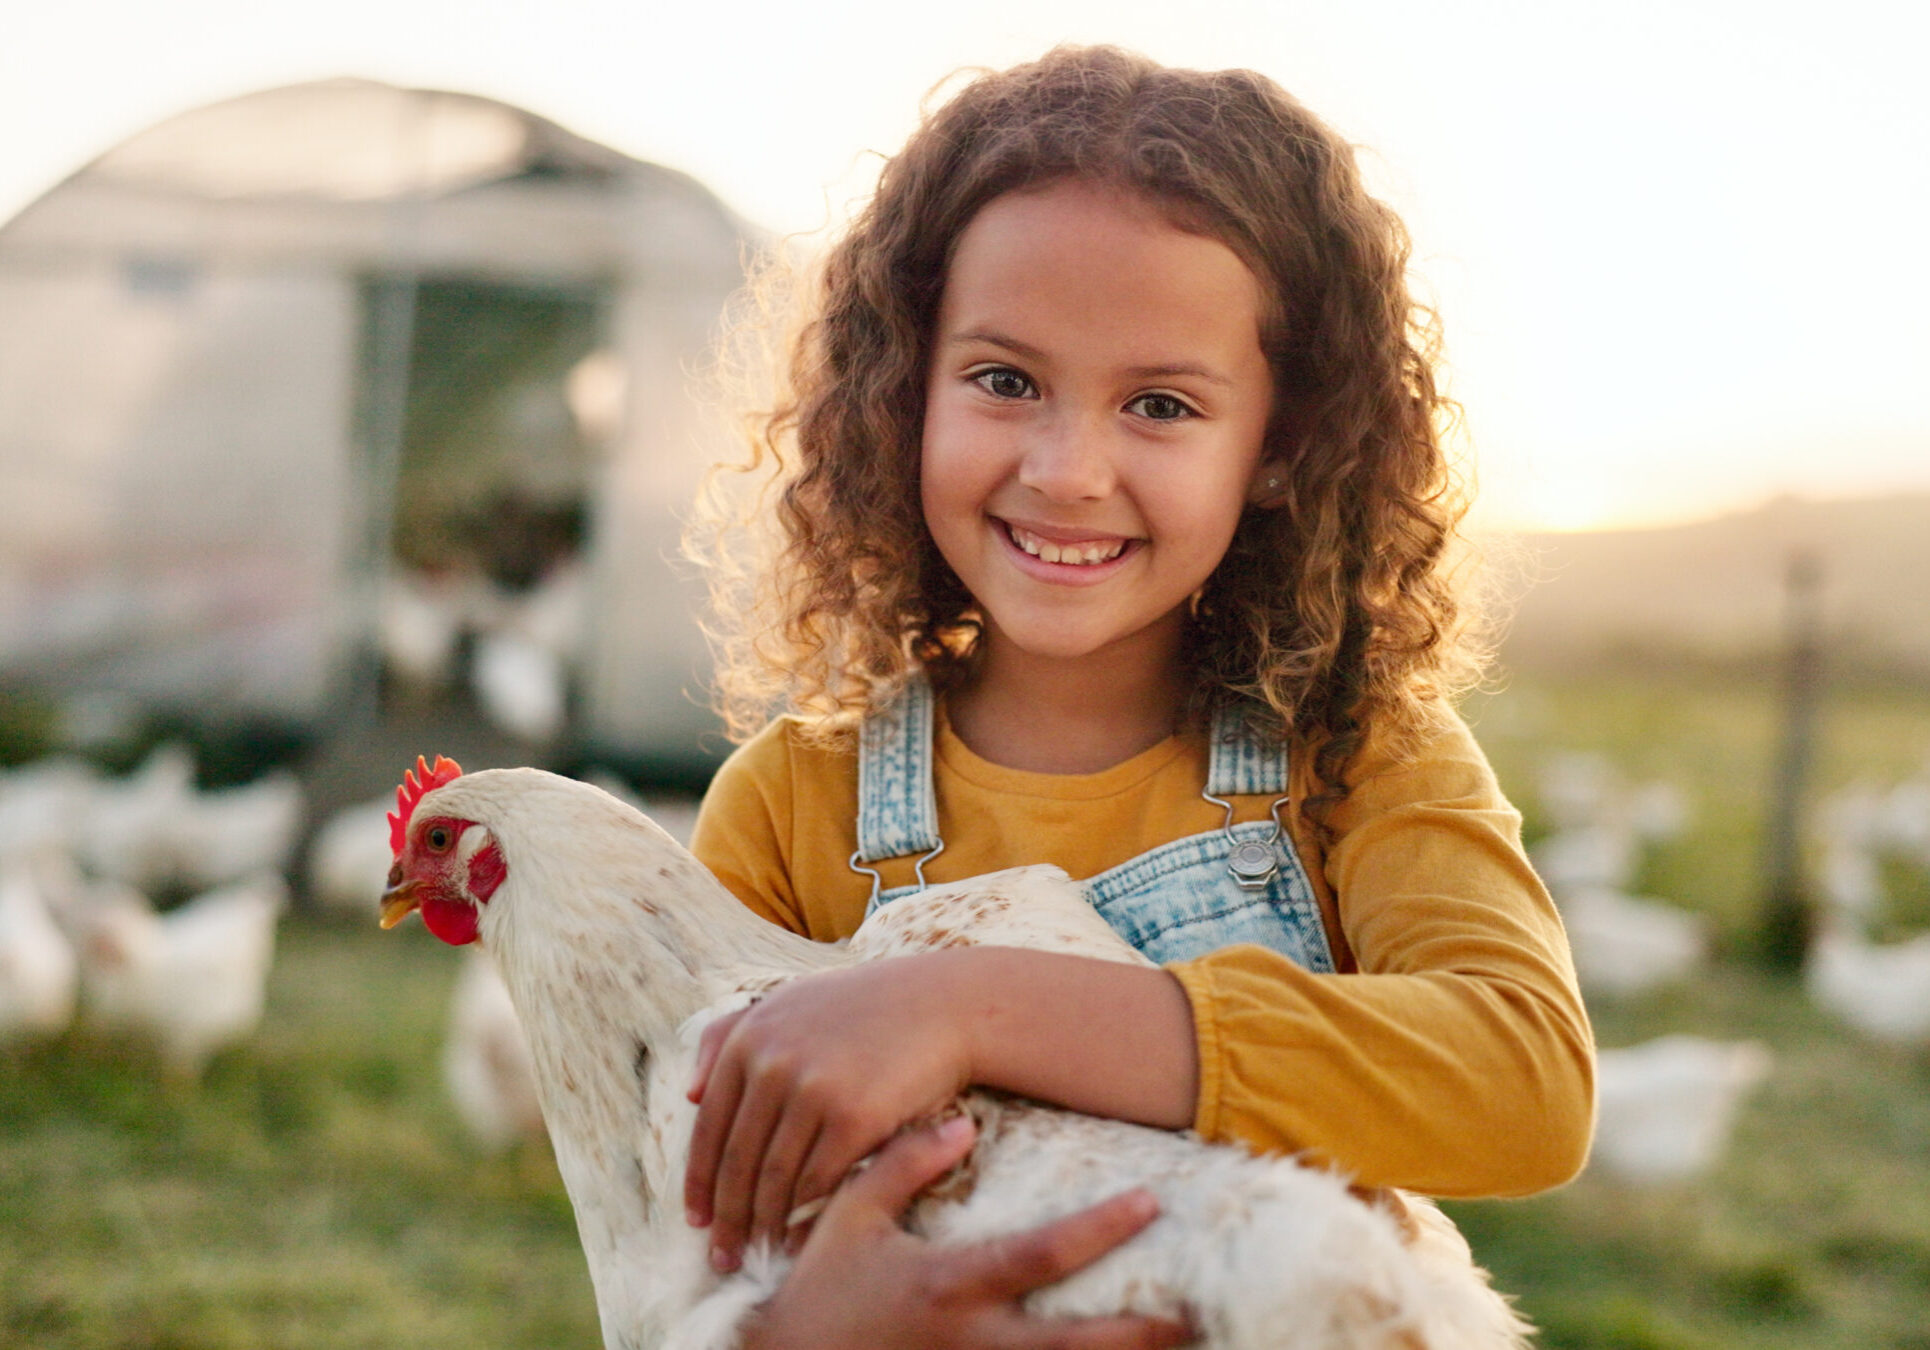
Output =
[{"x1": 1008, "y1": 524, "x2": 1126, "y2": 565}]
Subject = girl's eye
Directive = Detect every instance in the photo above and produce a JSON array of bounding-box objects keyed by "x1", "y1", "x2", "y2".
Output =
[
  {"x1": 971, "y1": 367, "x2": 1035, "y2": 400},
  {"x1": 1129, "y1": 393, "x2": 1195, "y2": 422},
  {"x1": 427, "y1": 826, "x2": 452, "y2": 851}
]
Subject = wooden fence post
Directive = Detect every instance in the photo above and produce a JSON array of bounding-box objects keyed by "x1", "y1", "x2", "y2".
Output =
[{"x1": 1761, "y1": 549, "x2": 1822, "y2": 972}]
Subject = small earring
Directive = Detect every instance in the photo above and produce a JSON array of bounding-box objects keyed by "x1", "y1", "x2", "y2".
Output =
[{"x1": 1265, "y1": 475, "x2": 1280, "y2": 490}]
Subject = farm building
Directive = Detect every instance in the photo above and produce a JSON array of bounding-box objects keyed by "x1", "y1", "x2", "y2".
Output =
[{"x1": 0, "y1": 79, "x2": 756, "y2": 778}]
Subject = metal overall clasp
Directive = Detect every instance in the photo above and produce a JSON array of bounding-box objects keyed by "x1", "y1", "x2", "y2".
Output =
[{"x1": 1201, "y1": 789, "x2": 1292, "y2": 891}]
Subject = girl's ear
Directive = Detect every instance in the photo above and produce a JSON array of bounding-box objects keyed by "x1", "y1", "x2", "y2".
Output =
[{"x1": 1248, "y1": 461, "x2": 1288, "y2": 507}]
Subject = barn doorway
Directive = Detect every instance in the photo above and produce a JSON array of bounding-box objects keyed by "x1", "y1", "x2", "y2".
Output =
[{"x1": 354, "y1": 274, "x2": 615, "y2": 747}]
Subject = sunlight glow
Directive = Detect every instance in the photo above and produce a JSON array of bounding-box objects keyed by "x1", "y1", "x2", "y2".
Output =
[{"x1": 6, "y1": 0, "x2": 1927, "y2": 534}]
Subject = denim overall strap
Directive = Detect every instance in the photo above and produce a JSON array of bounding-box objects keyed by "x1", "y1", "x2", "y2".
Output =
[
  {"x1": 854, "y1": 674, "x2": 943, "y2": 866},
  {"x1": 1087, "y1": 705, "x2": 1333, "y2": 971},
  {"x1": 1206, "y1": 701, "x2": 1288, "y2": 797}
]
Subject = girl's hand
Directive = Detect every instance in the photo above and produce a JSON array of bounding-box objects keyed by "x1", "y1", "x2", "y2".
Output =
[
  {"x1": 684, "y1": 955, "x2": 972, "y2": 1271},
  {"x1": 741, "y1": 1115, "x2": 1194, "y2": 1350}
]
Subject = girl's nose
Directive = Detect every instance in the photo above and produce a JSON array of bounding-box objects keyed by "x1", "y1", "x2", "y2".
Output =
[{"x1": 1016, "y1": 412, "x2": 1115, "y2": 502}]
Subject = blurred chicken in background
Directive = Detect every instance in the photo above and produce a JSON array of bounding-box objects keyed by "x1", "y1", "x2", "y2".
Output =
[
  {"x1": 66, "y1": 871, "x2": 286, "y2": 1080},
  {"x1": 1589, "y1": 1035, "x2": 1774, "y2": 1187},
  {"x1": 0, "y1": 862, "x2": 78, "y2": 1041},
  {"x1": 1530, "y1": 751, "x2": 1706, "y2": 999},
  {"x1": 442, "y1": 947, "x2": 546, "y2": 1151},
  {"x1": 76, "y1": 743, "x2": 304, "y2": 897},
  {"x1": 307, "y1": 795, "x2": 401, "y2": 920},
  {"x1": 1805, "y1": 769, "x2": 1930, "y2": 1046}
]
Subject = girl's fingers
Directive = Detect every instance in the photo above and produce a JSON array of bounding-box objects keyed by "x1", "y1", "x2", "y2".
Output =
[
  {"x1": 682, "y1": 1032, "x2": 749, "y2": 1227},
  {"x1": 819, "y1": 1114, "x2": 978, "y2": 1237},
  {"x1": 785, "y1": 1119, "x2": 869, "y2": 1248},
  {"x1": 1015, "y1": 1314, "x2": 1197, "y2": 1350},
  {"x1": 775, "y1": 1112, "x2": 883, "y2": 1259},
  {"x1": 963, "y1": 1188, "x2": 1162, "y2": 1302},
  {"x1": 686, "y1": 1008, "x2": 746, "y2": 1102},
  {"x1": 763, "y1": 1121, "x2": 1191, "y2": 1349},
  {"x1": 707, "y1": 1072, "x2": 796, "y2": 1270},
  {"x1": 748, "y1": 1110, "x2": 824, "y2": 1253}
]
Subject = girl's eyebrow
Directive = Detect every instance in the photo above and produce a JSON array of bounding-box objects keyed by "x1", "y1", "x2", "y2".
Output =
[
  {"x1": 946, "y1": 327, "x2": 1235, "y2": 387},
  {"x1": 946, "y1": 327, "x2": 1046, "y2": 362}
]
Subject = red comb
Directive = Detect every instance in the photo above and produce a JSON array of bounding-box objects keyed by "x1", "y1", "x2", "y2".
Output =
[{"x1": 389, "y1": 754, "x2": 463, "y2": 855}]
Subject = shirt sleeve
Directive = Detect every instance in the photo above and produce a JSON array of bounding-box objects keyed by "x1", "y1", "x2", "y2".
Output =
[
  {"x1": 1168, "y1": 714, "x2": 1596, "y2": 1198},
  {"x1": 688, "y1": 721, "x2": 810, "y2": 936}
]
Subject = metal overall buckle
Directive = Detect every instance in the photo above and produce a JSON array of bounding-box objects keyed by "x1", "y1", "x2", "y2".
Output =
[{"x1": 1202, "y1": 790, "x2": 1291, "y2": 891}]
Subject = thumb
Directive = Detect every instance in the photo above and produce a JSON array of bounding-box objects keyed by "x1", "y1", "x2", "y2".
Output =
[{"x1": 821, "y1": 1115, "x2": 977, "y2": 1232}]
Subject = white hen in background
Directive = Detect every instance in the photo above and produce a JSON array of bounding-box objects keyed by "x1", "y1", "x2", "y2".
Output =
[
  {"x1": 0, "y1": 863, "x2": 78, "y2": 1040},
  {"x1": 166, "y1": 771, "x2": 306, "y2": 893},
  {"x1": 0, "y1": 756, "x2": 100, "y2": 863},
  {"x1": 77, "y1": 742, "x2": 198, "y2": 892},
  {"x1": 383, "y1": 762, "x2": 1531, "y2": 1350},
  {"x1": 443, "y1": 947, "x2": 546, "y2": 1151},
  {"x1": 1558, "y1": 887, "x2": 1709, "y2": 999},
  {"x1": 72, "y1": 872, "x2": 285, "y2": 1078},
  {"x1": 1589, "y1": 1035, "x2": 1773, "y2": 1186},
  {"x1": 79, "y1": 746, "x2": 303, "y2": 895},
  {"x1": 308, "y1": 796, "x2": 404, "y2": 919},
  {"x1": 1806, "y1": 918, "x2": 1930, "y2": 1047}
]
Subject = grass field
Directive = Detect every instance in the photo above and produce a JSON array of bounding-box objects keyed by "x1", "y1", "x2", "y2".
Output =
[{"x1": 4, "y1": 663, "x2": 1929, "y2": 1348}]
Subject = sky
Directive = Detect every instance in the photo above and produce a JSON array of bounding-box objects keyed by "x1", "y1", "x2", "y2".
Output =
[{"x1": 4, "y1": 0, "x2": 1926, "y2": 533}]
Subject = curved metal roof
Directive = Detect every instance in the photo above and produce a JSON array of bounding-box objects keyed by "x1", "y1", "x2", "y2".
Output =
[{"x1": 79, "y1": 78, "x2": 635, "y2": 202}]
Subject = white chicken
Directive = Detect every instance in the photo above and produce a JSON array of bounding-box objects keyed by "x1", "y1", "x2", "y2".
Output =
[
  {"x1": 1805, "y1": 916, "x2": 1930, "y2": 1047},
  {"x1": 1529, "y1": 823, "x2": 1646, "y2": 899},
  {"x1": 379, "y1": 565, "x2": 487, "y2": 690},
  {"x1": 309, "y1": 796, "x2": 405, "y2": 918},
  {"x1": 1588, "y1": 1035, "x2": 1772, "y2": 1187},
  {"x1": 77, "y1": 741, "x2": 199, "y2": 891},
  {"x1": 1557, "y1": 887, "x2": 1709, "y2": 1000},
  {"x1": 471, "y1": 631, "x2": 569, "y2": 742},
  {"x1": 79, "y1": 745, "x2": 304, "y2": 895},
  {"x1": 470, "y1": 561, "x2": 587, "y2": 743},
  {"x1": 381, "y1": 759, "x2": 1530, "y2": 1350},
  {"x1": 0, "y1": 862, "x2": 79, "y2": 1040},
  {"x1": 0, "y1": 755, "x2": 100, "y2": 862},
  {"x1": 70, "y1": 871, "x2": 286, "y2": 1078},
  {"x1": 166, "y1": 770, "x2": 306, "y2": 893},
  {"x1": 443, "y1": 946, "x2": 547, "y2": 1150}
]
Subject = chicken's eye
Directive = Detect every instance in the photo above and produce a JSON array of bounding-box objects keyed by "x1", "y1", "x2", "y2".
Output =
[{"x1": 426, "y1": 825, "x2": 453, "y2": 852}]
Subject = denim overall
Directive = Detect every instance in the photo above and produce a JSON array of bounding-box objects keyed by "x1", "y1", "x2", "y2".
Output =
[{"x1": 849, "y1": 677, "x2": 1336, "y2": 972}]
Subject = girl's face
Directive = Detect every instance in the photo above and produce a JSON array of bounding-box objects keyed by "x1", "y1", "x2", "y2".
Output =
[{"x1": 921, "y1": 179, "x2": 1276, "y2": 673}]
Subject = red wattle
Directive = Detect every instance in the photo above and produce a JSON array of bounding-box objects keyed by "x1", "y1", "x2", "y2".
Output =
[{"x1": 421, "y1": 893, "x2": 480, "y2": 946}]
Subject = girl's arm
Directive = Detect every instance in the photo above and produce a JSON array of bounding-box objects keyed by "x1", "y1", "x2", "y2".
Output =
[
  {"x1": 1167, "y1": 717, "x2": 1596, "y2": 1198},
  {"x1": 684, "y1": 946, "x2": 1197, "y2": 1273}
]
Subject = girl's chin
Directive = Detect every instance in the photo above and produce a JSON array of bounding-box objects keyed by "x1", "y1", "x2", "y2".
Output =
[{"x1": 975, "y1": 607, "x2": 1191, "y2": 668}]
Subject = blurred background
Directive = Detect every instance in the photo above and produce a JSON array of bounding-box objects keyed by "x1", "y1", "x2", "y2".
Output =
[{"x1": 1, "y1": 2, "x2": 1926, "y2": 1347}]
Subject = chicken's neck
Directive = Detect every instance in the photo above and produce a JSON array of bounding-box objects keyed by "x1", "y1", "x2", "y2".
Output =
[
  {"x1": 487, "y1": 840, "x2": 831, "y2": 1057},
  {"x1": 474, "y1": 826, "x2": 842, "y2": 1342}
]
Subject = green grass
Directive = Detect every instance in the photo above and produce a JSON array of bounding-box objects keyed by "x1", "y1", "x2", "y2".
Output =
[
  {"x1": 4, "y1": 663, "x2": 1928, "y2": 1347},
  {"x1": 0, "y1": 923, "x2": 598, "y2": 1350}
]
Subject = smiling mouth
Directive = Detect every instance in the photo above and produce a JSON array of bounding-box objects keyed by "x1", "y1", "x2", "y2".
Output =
[{"x1": 1004, "y1": 521, "x2": 1131, "y2": 566}]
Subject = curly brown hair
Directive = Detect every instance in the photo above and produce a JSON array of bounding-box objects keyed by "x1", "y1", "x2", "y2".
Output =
[{"x1": 696, "y1": 44, "x2": 1487, "y2": 820}]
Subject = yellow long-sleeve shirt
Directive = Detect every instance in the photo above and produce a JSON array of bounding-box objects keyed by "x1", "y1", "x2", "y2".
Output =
[{"x1": 688, "y1": 706, "x2": 1594, "y2": 1198}]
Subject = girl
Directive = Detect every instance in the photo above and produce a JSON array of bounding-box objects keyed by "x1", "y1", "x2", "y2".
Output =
[{"x1": 683, "y1": 44, "x2": 1593, "y2": 1345}]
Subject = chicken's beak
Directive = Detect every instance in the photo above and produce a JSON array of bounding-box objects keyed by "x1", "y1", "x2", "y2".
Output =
[{"x1": 379, "y1": 877, "x2": 423, "y2": 929}]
